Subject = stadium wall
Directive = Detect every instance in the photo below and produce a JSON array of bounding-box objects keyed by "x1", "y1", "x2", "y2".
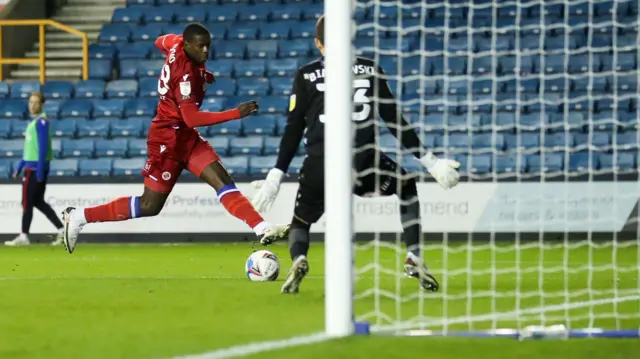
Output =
[{"x1": 0, "y1": 182, "x2": 638, "y2": 243}]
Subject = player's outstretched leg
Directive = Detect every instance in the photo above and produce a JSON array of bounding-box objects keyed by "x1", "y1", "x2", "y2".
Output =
[
  {"x1": 399, "y1": 177, "x2": 439, "y2": 292},
  {"x1": 281, "y1": 219, "x2": 311, "y2": 294},
  {"x1": 61, "y1": 187, "x2": 169, "y2": 254},
  {"x1": 197, "y1": 161, "x2": 290, "y2": 244}
]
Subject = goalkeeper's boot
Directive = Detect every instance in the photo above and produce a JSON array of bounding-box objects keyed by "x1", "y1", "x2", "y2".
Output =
[
  {"x1": 61, "y1": 207, "x2": 84, "y2": 254},
  {"x1": 281, "y1": 255, "x2": 309, "y2": 294},
  {"x1": 258, "y1": 223, "x2": 291, "y2": 246},
  {"x1": 404, "y1": 253, "x2": 439, "y2": 292},
  {"x1": 51, "y1": 229, "x2": 64, "y2": 246}
]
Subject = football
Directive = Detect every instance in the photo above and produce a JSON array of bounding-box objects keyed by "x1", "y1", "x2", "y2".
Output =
[{"x1": 245, "y1": 250, "x2": 280, "y2": 282}]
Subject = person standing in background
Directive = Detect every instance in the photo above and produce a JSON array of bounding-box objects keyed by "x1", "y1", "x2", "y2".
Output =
[{"x1": 5, "y1": 92, "x2": 64, "y2": 246}]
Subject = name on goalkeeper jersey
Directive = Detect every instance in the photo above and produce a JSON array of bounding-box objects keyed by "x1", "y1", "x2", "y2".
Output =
[{"x1": 303, "y1": 65, "x2": 375, "y2": 82}]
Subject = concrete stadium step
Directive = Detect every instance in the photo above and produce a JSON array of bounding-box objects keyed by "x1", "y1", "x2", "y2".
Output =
[
  {"x1": 11, "y1": 68, "x2": 82, "y2": 78},
  {"x1": 46, "y1": 32, "x2": 99, "y2": 41},
  {"x1": 17, "y1": 60, "x2": 84, "y2": 69},
  {"x1": 25, "y1": 50, "x2": 84, "y2": 59},
  {"x1": 34, "y1": 41, "x2": 85, "y2": 50},
  {"x1": 67, "y1": 0, "x2": 123, "y2": 5},
  {"x1": 53, "y1": 14, "x2": 112, "y2": 23},
  {"x1": 57, "y1": 5, "x2": 119, "y2": 15}
]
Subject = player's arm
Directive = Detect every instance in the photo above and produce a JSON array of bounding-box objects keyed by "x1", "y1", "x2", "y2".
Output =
[
  {"x1": 251, "y1": 70, "x2": 308, "y2": 212},
  {"x1": 376, "y1": 65, "x2": 461, "y2": 190},
  {"x1": 274, "y1": 70, "x2": 307, "y2": 173},
  {"x1": 154, "y1": 34, "x2": 182, "y2": 56},
  {"x1": 376, "y1": 66, "x2": 423, "y2": 159}
]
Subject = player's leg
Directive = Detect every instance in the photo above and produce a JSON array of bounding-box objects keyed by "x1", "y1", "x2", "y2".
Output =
[
  {"x1": 186, "y1": 139, "x2": 289, "y2": 243},
  {"x1": 356, "y1": 155, "x2": 439, "y2": 291},
  {"x1": 281, "y1": 156, "x2": 325, "y2": 294},
  {"x1": 30, "y1": 177, "x2": 64, "y2": 245},
  {"x1": 5, "y1": 170, "x2": 36, "y2": 246}
]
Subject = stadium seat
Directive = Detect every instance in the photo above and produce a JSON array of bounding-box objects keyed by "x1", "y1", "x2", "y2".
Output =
[
  {"x1": 0, "y1": 100, "x2": 27, "y2": 119},
  {"x1": 0, "y1": 139, "x2": 23, "y2": 157},
  {"x1": 569, "y1": 152, "x2": 598, "y2": 172},
  {"x1": 527, "y1": 153, "x2": 564, "y2": 173},
  {"x1": 219, "y1": 156, "x2": 248, "y2": 176},
  {"x1": 242, "y1": 115, "x2": 276, "y2": 135},
  {"x1": 266, "y1": 59, "x2": 298, "y2": 77},
  {"x1": 111, "y1": 118, "x2": 145, "y2": 138},
  {"x1": 62, "y1": 139, "x2": 95, "y2": 158},
  {"x1": 279, "y1": 39, "x2": 311, "y2": 57},
  {"x1": 227, "y1": 23, "x2": 259, "y2": 40},
  {"x1": 237, "y1": 78, "x2": 270, "y2": 96},
  {"x1": 89, "y1": 59, "x2": 113, "y2": 80},
  {"x1": 79, "y1": 158, "x2": 113, "y2": 176},
  {"x1": 263, "y1": 136, "x2": 281, "y2": 155},
  {"x1": 60, "y1": 100, "x2": 92, "y2": 118},
  {"x1": 0, "y1": 120, "x2": 11, "y2": 139},
  {"x1": 0, "y1": 83, "x2": 9, "y2": 99},
  {"x1": 10, "y1": 81, "x2": 40, "y2": 99},
  {"x1": 0, "y1": 158, "x2": 12, "y2": 177},
  {"x1": 75, "y1": 80, "x2": 105, "y2": 99},
  {"x1": 249, "y1": 155, "x2": 276, "y2": 176},
  {"x1": 259, "y1": 96, "x2": 288, "y2": 113},
  {"x1": 599, "y1": 152, "x2": 637, "y2": 171},
  {"x1": 261, "y1": 22, "x2": 291, "y2": 39},
  {"x1": 50, "y1": 159, "x2": 78, "y2": 176},
  {"x1": 117, "y1": 42, "x2": 152, "y2": 59},
  {"x1": 93, "y1": 99, "x2": 125, "y2": 117},
  {"x1": 210, "y1": 77, "x2": 236, "y2": 96},
  {"x1": 126, "y1": 139, "x2": 147, "y2": 158},
  {"x1": 10, "y1": 119, "x2": 28, "y2": 138},
  {"x1": 42, "y1": 81, "x2": 74, "y2": 99},
  {"x1": 137, "y1": 60, "x2": 165, "y2": 78},
  {"x1": 175, "y1": 6, "x2": 207, "y2": 23},
  {"x1": 111, "y1": 7, "x2": 144, "y2": 23},
  {"x1": 42, "y1": 100, "x2": 62, "y2": 119},
  {"x1": 143, "y1": 6, "x2": 175, "y2": 23},
  {"x1": 213, "y1": 41, "x2": 246, "y2": 59},
  {"x1": 131, "y1": 24, "x2": 165, "y2": 42},
  {"x1": 270, "y1": 77, "x2": 292, "y2": 95},
  {"x1": 99, "y1": 23, "x2": 131, "y2": 43},
  {"x1": 495, "y1": 154, "x2": 526, "y2": 173},
  {"x1": 112, "y1": 158, "x2": 146, "y2": 176},
  {"x1": 88, "y1": 44, "x2": 116, "y2": 60},
  {"x1": 235, "y1": 60, "x2": 266, "y2": 77},
  {"x1": 247, "y1": 40, "x2": 278, "y2": 58},
  {"x1": 230, "y1": 136, "x2": 264, "y2": 155},
  {"x1": 106, "y1": 80, "x2": 138, "y2": 98},
  {"x1": 124, "y1": 99, "x2": 157, "y2": 117},
  {"x1": 77, "y1": 118, "x2": 111, "y2": 138},
  {"x1": 51, "y1": 119, "x2": 77, "y2": 137},
  {"x1": 200, "y1": 97, "x2": 227, "y2": 112},
  {"x1": 138, "y1": 77, "x2": 159, "y2": 98}
]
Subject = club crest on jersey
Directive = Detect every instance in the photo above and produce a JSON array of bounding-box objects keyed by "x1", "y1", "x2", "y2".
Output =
[
  {"x1": 162, "y1": 171, "x2": 171, "y2": 181},
  {"x1": 180, "y1": 81, "x2": 191, "y2": 99}
]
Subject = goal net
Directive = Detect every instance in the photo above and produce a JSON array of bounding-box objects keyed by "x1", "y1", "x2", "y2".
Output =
[{"x1": 351, "y1": 0, "x2": 640, "y2": 337}]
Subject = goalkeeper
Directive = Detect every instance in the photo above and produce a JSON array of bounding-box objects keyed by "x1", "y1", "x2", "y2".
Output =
[{"x1": 251, "y1": 15, "x2": 460, "y2": 294}]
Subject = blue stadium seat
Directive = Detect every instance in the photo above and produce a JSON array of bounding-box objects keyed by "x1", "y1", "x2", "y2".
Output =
[
  {"x1": 76, "y1": 118, "x2": 110, "y2": 138},
  {"x1": 0, "y1": 83, "x2": 9, "y2": 99},
  {"x1": 230, "y1": 136, "x2": 264, "y2": 155},
  {"x1": 131, "y1": 23, "x2": 165, "y2": 41},
  {"x1": 106, "y1": 80, "x2": 138, "y2": 98},
  {"x1": 0, "y1": 139, "x2": 23, "y2": 157},
  {"x1": 270, "y1": 77, "x2": 292, "y2": 95},
  {"x1": 495, "y1": 154, "x2": 526, "y2": 173},
  {"x1": 445, "y1": 133, "x2": 470, "y2": 151},
  {"x1": 10, "y1": 119, "x2": 28, "y2": 138},
  {"x1": 175, "y1": 6, "x2": 207, "y2": 23},
  {"x1": 89, "y1": 59, "x2": 113, "y2": 80},
  {"x1": 527, "y1": 153, "x2": 564, "y2": 173},
  {"x1": 219, "y1": 156, "x2": 248, "y2": 175},
  {"x1": 249, "y1": 155, "x2": 276, "y2": 176},
  {"x1": 599, "y1": 152, "x2": 637, "y2": 171},
  {"x1": 113, "y1": 158, "x2": 146, "y2": 176},
  {"x1": 124, "y1": 99, "x2": 157, "y2": 117},
  {"x1": 111, "y1": 118, "x2": 145, "y2": 137},
  {"x1": 205, "y1": 23, "x2": 229, "y2": 40},
  {"x1": 572, "y1": 76, "x2": 607, "y2": 92},
  {"x1": 60, "y1": 100, "x2": 92, "y2": 118},
  {"x1": 568, "y1": 152, "x2": 597, "y2": 172},
  {"x1": 0, "y1": 120, "x2": 11, "y2": 139},
  {"x1": 117, "y1": 42, "x2": 152, "y2": 59},
  {"x1": 302, "y1": 3, "x2": 323, "y2": 20},
  {"x1": 472, "y1": 133, "x2": 505, "y2": 151},
  {"x1": 247, "y1": 40, "x2": 278, "y2": 58},
  {"x1": 279, "y1": 39, "x2": 311, "y2": 57},
  {"x1": 137, "y1": 60, "x2": 164, "y2": 78},
  {"x1": 574, "y1": 131, "x2": 610, "y2": 149},
  {"x1": 468, "y1": 154, "x2": 492, "y2": 174},
  {"x1": 200, "y1": 97, "x2": 227, "y2": 112},
  {"x1": 143, "y1": 6, "x2": 175, "y2": 23},
  {"x1": 288, "y1": 156, "x2": 304, "y2": 174},
  {"x1": 235, "y1": 60, "x2": 266, "y2": 77},
  {"x1": 209, "y1": 118, "x2": 241, "y2": 135},
  {"x1": 42, "y1": 100, "x2": 62, "y2": 119},
  {"x1": 88, "y1": 44, "x2": 116, "y2": 60},
  {"x1": 261, "y1": 22, "x2": 291, "y2": 39},
  {"x1": 0, "y1": 158, "x2": 11, "y2": 177},
  {"x1": 79, "y1": 158, "x2": 113, "y2": 176},
  {"x1": 615, "y1": 131, "x2": 638, "y2": 150},
  {"x1": 227, "y1": 23, "x2": 259, "y2": 39},
  {"x1": 62, "y1": 139, "x2": 95, "y2": 158},
  {"x1": 207, "y1": 5, "x2": 238, "y2": 22},
  {"x1": 543, "y1": 132, "x2": 575, "y2": 150},
  {"x1": 127, "y1": 139, "x2": 147, "y2": 157},
  {"x1": 204, "y1": 136, "x2": 229, "y2": 156},
  {"x1": 95, "y1": 138, "x2": 128, "y2": 157},
  {"x1": 242, "y1": 115, "x2": 276, "y2": 135},
  {"x1": 138, "y1": 77, "x2": 159, "y2": 97},
  {"x1": 99, "y1": 23, "x2": 131, "y2": 42},
  {"x1": 213, "y1": 41, "x2": 246, "y2": 58},
  {"x1": 126, "y1": 0, "x2": 154, "y2": 6},
  {"x1": 51, "y1": 119, "x2": 77, "y2": 137},
  {"x1": 263, "y1": 136, "x2": 280, "y2": 155},
  {"x1": 111, "y1": 7, "x2": 144, "y2": 23},
  {"x1": 75, "y1": 80, "x2": 105, "y2": 98},
  {"x1": 209, "y1": 77, "x2": 236, "y2": 96},
  {"x1": 206, "y1": 59, "x2": 234, "y2": 77},
  {"x1": 0, "y1": 100, "x2": 27, "y2": 118},
  {"x1": 259, "y1": 96, "x2": 287, "y2": 113},
  {"x1": 50, "y1": 159, "x2": 78, "y2": 176},
  {"x1": 236, "y1": 78, "x2": 270, "y2": 96},
  {"x1": 93, "y1": 99, "x2": 125, "y2": 117},
  {"x1": 266, "y1": 59, "x2": 298, "y2": 77},
  {"x1": 617, "y1": 76, "x2": 637, "y2": 92},
  {"x1": 10, "y1": 81, "x2": 39, "y2": 99},
  {"x1": 290, "y1": 21, "x2": 315, "y2": 38},
  {"x1": 42, "y1": 81, "x2": 73, "y2": 99}
]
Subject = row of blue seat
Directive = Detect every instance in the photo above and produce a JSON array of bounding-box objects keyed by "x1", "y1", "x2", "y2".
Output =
[
  {"x1": 1, "y1": 150, "x2": 636, "y2": 178},
  {"x1": 1, "y1": 130, "x2": 637, "y2": 159}
]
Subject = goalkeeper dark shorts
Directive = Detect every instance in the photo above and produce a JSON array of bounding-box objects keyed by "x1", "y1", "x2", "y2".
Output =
[{"x1": 293, "y1": 153, "x2": 408, "y2": 225}]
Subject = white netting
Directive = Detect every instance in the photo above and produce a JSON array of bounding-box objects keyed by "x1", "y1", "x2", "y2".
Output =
[{"x1": 351, "y1": 0, "x2": 640, "y2": 334}]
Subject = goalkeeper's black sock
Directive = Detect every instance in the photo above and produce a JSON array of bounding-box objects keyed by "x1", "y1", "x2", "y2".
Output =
[
  {"x1": 289, "y1": 226, "x2": 310, "y2": 261},
  {"x1": 400, "y1": 179, "x2": 421, "y2": 258}
]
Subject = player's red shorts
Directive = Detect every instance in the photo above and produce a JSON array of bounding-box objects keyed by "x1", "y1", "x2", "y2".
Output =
[{"x1": 141, "y1": 120, "x2": 219, "y2": 193}]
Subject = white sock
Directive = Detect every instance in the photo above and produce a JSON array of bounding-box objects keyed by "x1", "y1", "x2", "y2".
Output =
[
  {"x1": 253, "y1": 221, "x2": 270, "y2": 236},
  {"x1": 72, "y1": 208, "x2": 87, "y2": 225}
]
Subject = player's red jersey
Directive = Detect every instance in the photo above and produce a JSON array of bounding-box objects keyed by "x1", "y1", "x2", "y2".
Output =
[{"x1": 153, "y1": 34, "x2": 206, "y2": 126}]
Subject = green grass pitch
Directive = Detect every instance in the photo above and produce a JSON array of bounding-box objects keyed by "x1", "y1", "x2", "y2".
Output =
[{"x1": 0, "y1": 242, "x2": 638, "y2": 359}]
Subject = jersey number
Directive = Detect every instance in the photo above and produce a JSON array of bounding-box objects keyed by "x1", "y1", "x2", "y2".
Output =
[
  {"x1": 316, "y1": 79, "x2": 371, "y2": 123},
  {"x1": 158, "y1": 64, "x2": 170, "y2": 96}
]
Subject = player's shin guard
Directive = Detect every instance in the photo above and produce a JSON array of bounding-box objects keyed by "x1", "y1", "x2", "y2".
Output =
[
  {"x1": 289, "y1": 218, "x2": 311, "y2": 260},
  {"x1": 400, "y1": 179, "x2": 421, "y2": 258},
  {"x1": 83, "y1": 196, "x2": 141, "y2": 224},
  {"x1": 216, "y1": 185, "x2": 265, "y2": 232}
]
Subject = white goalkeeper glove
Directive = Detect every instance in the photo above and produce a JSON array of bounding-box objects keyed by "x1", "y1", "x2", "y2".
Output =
[
  {"x1": 419, "y1": 152, "x2": 461, "y2": 190},
  {"x1": 251, "y1": 168, "x2": 285, "y2": 213}
]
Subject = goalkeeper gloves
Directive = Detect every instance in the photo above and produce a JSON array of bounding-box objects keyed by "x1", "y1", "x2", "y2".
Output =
[
  {"x1": 251, "y1": 168, "x2": 285, "y2": 213},
  {"x1": 419, "y1": 152, "x2": 461, "y2": 190}
]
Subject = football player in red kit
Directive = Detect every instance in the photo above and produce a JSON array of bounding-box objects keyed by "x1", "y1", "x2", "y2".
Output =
[{"x1": 60, "y1": 23, "x2": 290, "y2": 253}]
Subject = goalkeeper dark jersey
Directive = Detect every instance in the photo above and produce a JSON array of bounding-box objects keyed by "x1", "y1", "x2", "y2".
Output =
[{"x1": 274, "y1": 56, "x2": 423, "y2": 173}]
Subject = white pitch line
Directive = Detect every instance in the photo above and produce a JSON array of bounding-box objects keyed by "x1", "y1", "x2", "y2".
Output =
[{"x1": 170, "y1": 332, "x2": 330, "y2": 359}]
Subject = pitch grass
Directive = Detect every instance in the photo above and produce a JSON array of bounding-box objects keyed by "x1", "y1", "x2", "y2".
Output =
[{"x1": 0, "y1": 242, "x2": 638, "y2": 359}]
